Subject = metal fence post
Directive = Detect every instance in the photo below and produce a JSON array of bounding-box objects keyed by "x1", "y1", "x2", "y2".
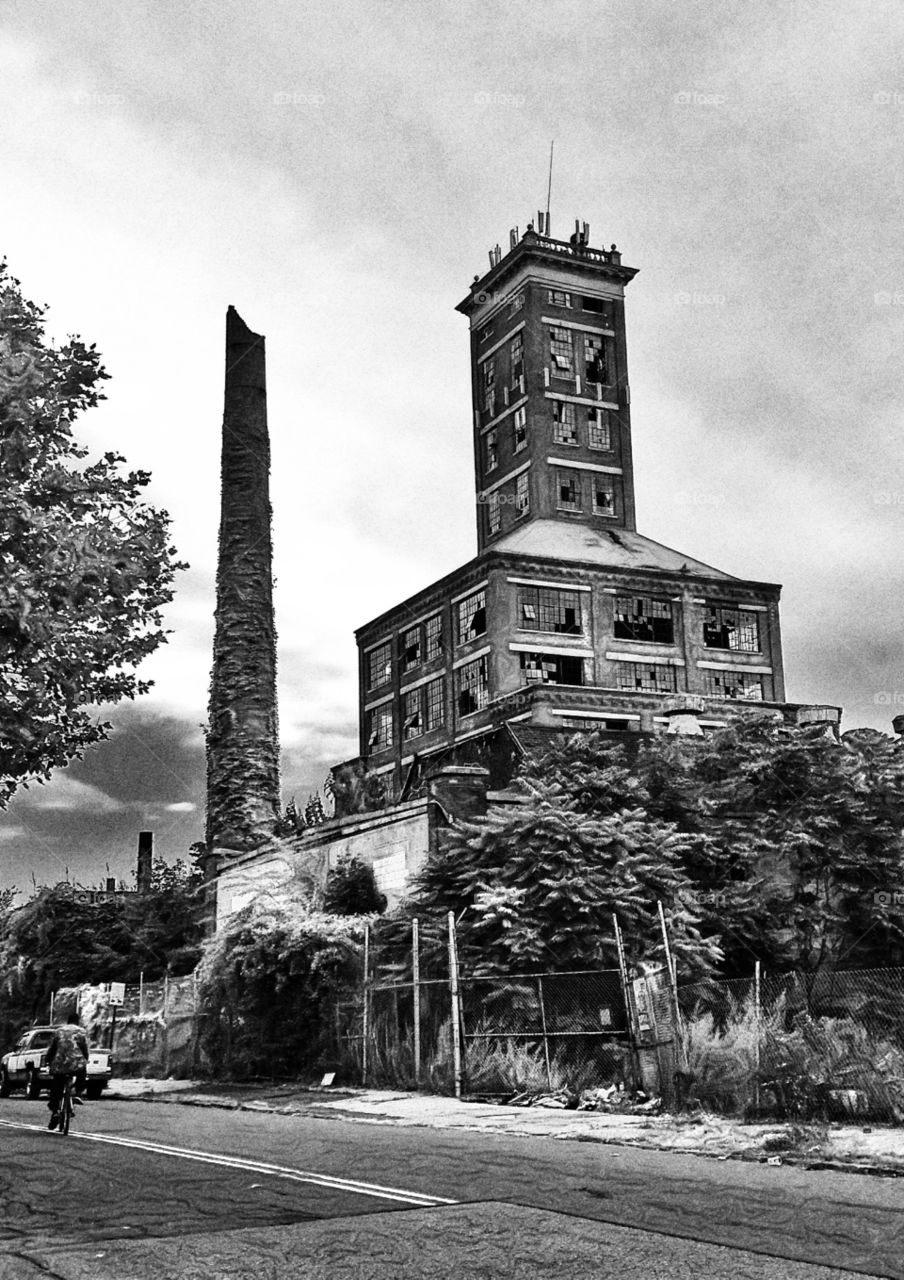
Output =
[
  {"x1": 49, "y1": 990, "x2": 55, "y2": 1024},
  {"x1": 754, "y1": 960, "x2": 762, "y2": 1114},
  {"x1": 139, "y1": 971, "x2": 145, "y2": 1017},
  {"x1": 362, "y1": 924, "x2": 370, "y2": 1086},
  {"x1": 536, "y1": 976, "x2": 553, "y2": 1090},
  {"x1": 658, "y1": 899, "x2": 688, "y2": 1073},
  {"x1": 613, "y1": 913, "x2": 641, "y2": 1093},
  {"x1": 412, "y1": 917, "x2": 421, "y2": 1088},
  {"x1": 447, "y1": 911, "x2": 463, "y2": 1098}
]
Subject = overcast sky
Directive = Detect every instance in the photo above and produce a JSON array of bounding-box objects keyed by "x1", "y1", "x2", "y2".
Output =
[{"x1": 2, "y1": 0, "x2": 904, "y2": 895}]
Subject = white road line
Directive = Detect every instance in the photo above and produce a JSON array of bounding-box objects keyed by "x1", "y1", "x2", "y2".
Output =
[{"x1": 0, "y1": 1119, "x2": 456, "y2": 1208}]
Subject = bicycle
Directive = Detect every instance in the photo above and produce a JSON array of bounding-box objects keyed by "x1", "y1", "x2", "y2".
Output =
[{"x1": 59, "y1": 1074, "x2": 76, "y2": 1136}]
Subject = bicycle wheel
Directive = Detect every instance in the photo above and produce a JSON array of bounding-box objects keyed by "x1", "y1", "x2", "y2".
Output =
[{"x1": 60, "y1": 1078, "x2": 73, "y2": 1136}]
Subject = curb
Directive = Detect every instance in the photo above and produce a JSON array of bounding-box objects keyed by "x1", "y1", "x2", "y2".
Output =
[{"x1": 117, "y1": 1089, "x2": 904, "y2": 1179}]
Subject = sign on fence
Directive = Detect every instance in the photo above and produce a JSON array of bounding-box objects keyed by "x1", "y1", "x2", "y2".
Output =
[{"x1": 106, "y1": 982, "x2": 126, "y2": 1007}]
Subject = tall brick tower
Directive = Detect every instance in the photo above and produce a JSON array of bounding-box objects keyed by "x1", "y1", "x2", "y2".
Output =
[
  {"x1": 459, "y1": 222, "x2": 639, "y2": 550},
  {"x1": 206, "y1": 307, "x2": 280, "y2": 855}
]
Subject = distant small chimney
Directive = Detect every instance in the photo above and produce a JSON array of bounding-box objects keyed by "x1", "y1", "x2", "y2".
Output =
[
  {"x1": 105, "y1": 877, "x2": 116, "y2": 893},
  {"x1": 137, "y1": 831, "x2": 153, "y2": 893}
]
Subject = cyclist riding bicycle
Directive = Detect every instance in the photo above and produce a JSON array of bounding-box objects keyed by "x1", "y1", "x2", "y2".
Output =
[{"x1": 47, "y1": 1012, "x2": 89, "y2": 1131}]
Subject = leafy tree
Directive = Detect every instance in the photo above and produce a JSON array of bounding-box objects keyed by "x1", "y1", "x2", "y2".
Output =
[
  {"x1": 402, "y1": 720, "x2": 904, "y2": 980},
  {"x1": 0, "y1": 262, "x2": 185, "y2": 807},
  {"x1": 0, "y1": 860, "x2": 206, "y2": 1045},
  {"x1": 407, "y1": 794, "x2": 720, "y2": 979},
  {"x1": 324, "y1": 855, "x2": 387, "y2": 916}
]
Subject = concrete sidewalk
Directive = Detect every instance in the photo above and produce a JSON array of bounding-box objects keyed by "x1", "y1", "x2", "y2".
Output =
[{"x1": 108, "y1": 1078, "x2": 904, "y2": 1177}]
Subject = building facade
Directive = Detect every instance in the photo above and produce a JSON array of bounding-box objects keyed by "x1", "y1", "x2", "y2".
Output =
[{"x1": 350, "y1": 220, "x2": 839, "y2": 796}]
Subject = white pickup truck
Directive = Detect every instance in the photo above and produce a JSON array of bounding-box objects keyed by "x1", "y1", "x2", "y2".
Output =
[{"x1": 0, "y1": 1026, "x2": 113, "y2": 1100}]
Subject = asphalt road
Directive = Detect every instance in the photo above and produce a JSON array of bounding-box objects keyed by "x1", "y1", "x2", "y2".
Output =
[{"x1": 1, "y1": 1095, "x2": 902, "y2": 1279}]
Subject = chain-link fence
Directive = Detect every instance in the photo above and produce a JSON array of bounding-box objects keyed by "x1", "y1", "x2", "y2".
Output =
[
  {"x1": 679, "y1": 966, "x2": 904, "y2": 1123},
  {"x1": 334, "y1": 916, "x2": 684, "y2": 1102}
]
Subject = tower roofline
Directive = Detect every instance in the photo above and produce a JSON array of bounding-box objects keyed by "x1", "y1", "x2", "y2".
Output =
[{"x1": 456, "y1": 226, "x2": 638, "y2": 317}]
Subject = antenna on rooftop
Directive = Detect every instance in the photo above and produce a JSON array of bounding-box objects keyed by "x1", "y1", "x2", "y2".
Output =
[{"x1": 545, "y1": 140, "x2": 554, "y2": 238}]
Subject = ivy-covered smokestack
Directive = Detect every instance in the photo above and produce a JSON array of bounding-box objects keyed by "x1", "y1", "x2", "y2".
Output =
[{"x1": 206, "y1": 306, "x2": 280, "y2": 854}]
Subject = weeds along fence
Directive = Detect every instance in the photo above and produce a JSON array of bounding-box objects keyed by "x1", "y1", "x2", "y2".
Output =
[
  {"x1": 678, "y1": 965, "x2": 904, "y2": 1124},
  {"x1": 335, "y1": 914, "x2": 683, "y2": 1103}
]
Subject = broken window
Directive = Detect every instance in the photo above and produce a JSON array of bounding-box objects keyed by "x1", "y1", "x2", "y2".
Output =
[
  {"x1": 518, "y1": 652, "x2": 584, "y2": 686},
  {"x1": 513, "y1": 406, "x2": 527, "y2": 452},
  {"x1": 456, "y1": 655, "x2": 489, "y2": 717},
  {"x1": 587, "y1": 407, "x2": 611, "y2": 450},
  {"x1": 367, "y1": 641, "x2": 392, "y2": 691},
  {"x1": 401, "y1": 626, "x2": 421, "y2": 672},
  {"x1": 486, "y1": 429, "x2": 498, "y2": 473},
  {"x1": 553, "y1": 400, "x2": 577, "y2": 445},
  {"x1": 612, "y1": 662, "x2": 677, "y2": 694},
  {"x1": 425, "y1": 677, "x2": 444, "y2": 730},
  {"x1": 456, "y1": 589, "x2": 487, "y2": 645},
  {"x1": 556, "y1": 469, "x2": 581, "y2": 511},
  {"x1": 580, "y1": 296, "x2": 605, "y2": 314},
  {"x1": 402, "y1": 688, "x2": 421, "y2": 740},
  {"x1": 549, "y1": 327, "x2": 574, "y2": 377},
  {"x1": 425, "y1": 614, "x2": 443, "y2": 661},
  {"x1": 518, "y1": 586, "x2": 582, "y2": 635},
  {"x1": 703, "y1": 605, "x2": 760, "y2": 652},
  {"x1": 614, "y1": 596, "x2": 674, "y2": 644},
  {"x1": 592, "y1": 478, "x2": 615, "y2": 516},
  {"x1": 482, "y1": 359, "x2": 496, "y2": 414},
  {"x1": 508, "y1": 292, "x2": 525, "y2": 317},
  {"x1": 516, "y1": 470, "x2": 530, "y2": 516},
  {"x1": 488, "y1": 491, "x2": 501, "y2": 535},
  {"x1": 702, "y1": 670, "x2": 764, "y2": 701},
  {"x1": 367, "y1": 703, "x2": 393, "y2": 749},
  {"x1": 510, "y1": 332, "x2": 524, "y2": 388},
  {"x1": 584, "y1": 333, "x2": 614, "y2": 385},
  {"x1": 547, "y1": 290, "x2": 572, "y2": 307}
]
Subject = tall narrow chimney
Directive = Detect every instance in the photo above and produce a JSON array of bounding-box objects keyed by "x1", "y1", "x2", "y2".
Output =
[
  {"x1": 137, "y1": 830, "x2": 153, "y2": 892},
  {"x1": 206, "y1": 307, "x2": 280, "y2": 854}
]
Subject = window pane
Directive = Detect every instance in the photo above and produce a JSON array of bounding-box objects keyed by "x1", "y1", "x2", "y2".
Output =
[
  {"x1": 703, "y1": 605, "x2": 760, "y2": 652},
  {"x1": 456, "y1": 589, "x2": 487, "y2": 645},
  {"x1": 612, "y1": 662, "x2": 677, "y2": 693},
  {"x1": 425, "y1": 615, "x2": 443, "y2": 661},
  {"x1": 457, "y1": 656, "x2": 489, "y2": 717},
  {"x1": 401, "y1": 627, "x2": 421, "y2": 672},
  {"x1": 613, "y1": 596, "x2": 674, "y2": 644},
  {"x1": 425, "y1": 677, "x2": 445, "y2": 730},
  {"x1": 367, "y1": 641, "x2": 392, "y2": 690}
]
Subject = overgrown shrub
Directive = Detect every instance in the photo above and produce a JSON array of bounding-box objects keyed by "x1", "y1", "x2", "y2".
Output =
[
  {"x1": 683, "y1": 993, "x2": 904, "y2": 1121},
  {"x1": 196, "y1": 894, "x2": 369, "y2": 1079}
]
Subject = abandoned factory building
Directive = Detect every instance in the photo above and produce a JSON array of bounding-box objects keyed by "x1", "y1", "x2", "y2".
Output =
[
  {"x1": 213, "y1": 218, "x2": 840, "y2": 923},
  {"x1": 349, "y1": 220, "x2": 839, "y2": 796}
]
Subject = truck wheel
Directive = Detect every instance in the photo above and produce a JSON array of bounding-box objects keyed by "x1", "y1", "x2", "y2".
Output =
[
  {"x1": 85, "y1": 1082, "x2": 103, "y2": 1101},
  {"x1": 0, "y1": 1069, "x2": 10, "y2": 1098},
  {"x1": 26, "y1": 1068, "x2": 41, "y2": 1100}
]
